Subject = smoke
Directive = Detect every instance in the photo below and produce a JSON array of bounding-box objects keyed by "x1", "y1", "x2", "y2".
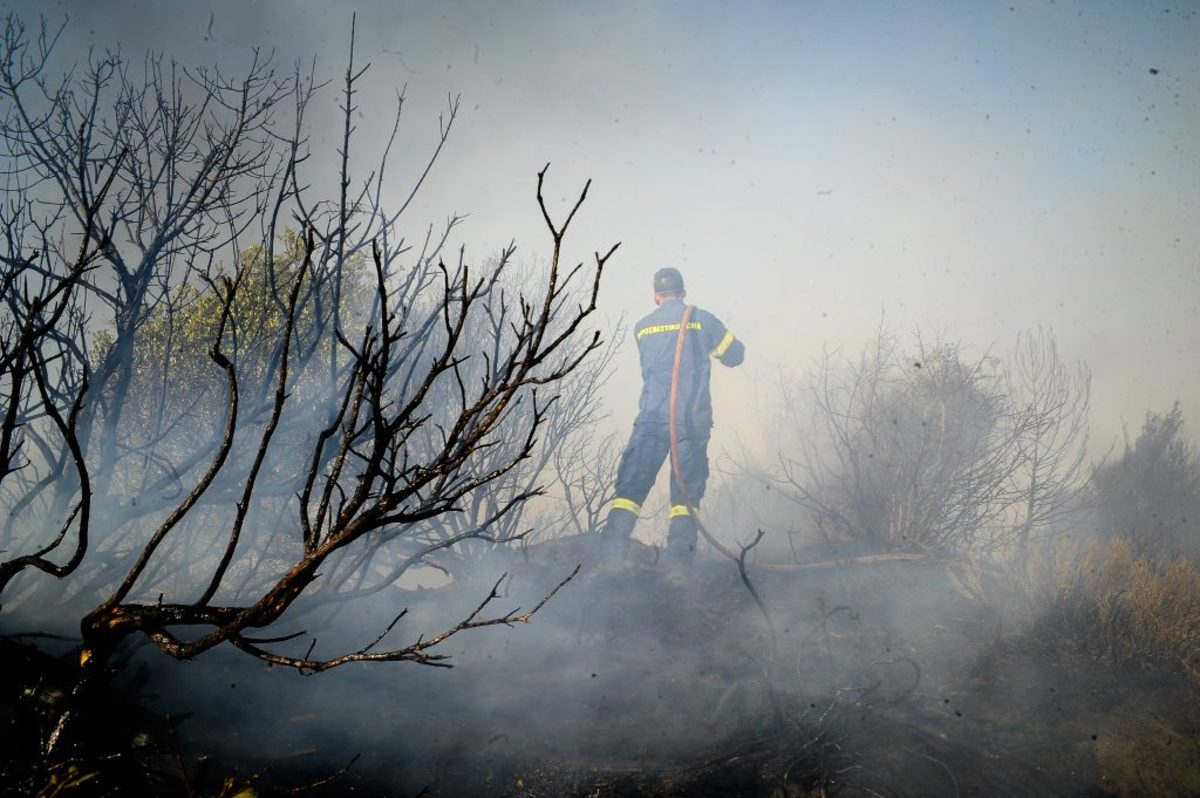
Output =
[
  {"x1": 3, "y1": 3, "x2": 1200, "y2": 794},
  {"x1": 83, "y1": 525, "x2": 1013, "y2": 794}
]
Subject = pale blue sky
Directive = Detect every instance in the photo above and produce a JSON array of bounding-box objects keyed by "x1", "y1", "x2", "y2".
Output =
[{"x1": 7, "y1": 0, "x2": 1199, "y2": 454}]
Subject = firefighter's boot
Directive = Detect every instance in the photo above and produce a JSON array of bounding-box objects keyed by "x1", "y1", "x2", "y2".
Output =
[
  {"x1": 599, "y1": 506, "x2": 638, "y2": 564},
  {"x1": 665, "y1": 510, "x2": 698, "y2": 566}
]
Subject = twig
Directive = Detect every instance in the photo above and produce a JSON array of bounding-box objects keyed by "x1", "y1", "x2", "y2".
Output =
[
  {"x1": 286, "y1": 753, "x2": 360, "y2": 794},
  {"x1": 737, "y1": 528, "x2": 776, "y2": 651}
]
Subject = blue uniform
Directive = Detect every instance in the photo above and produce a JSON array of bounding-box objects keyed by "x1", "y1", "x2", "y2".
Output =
[{"x1": 602, "y1": 298, "x2": 744, "y2": 562}]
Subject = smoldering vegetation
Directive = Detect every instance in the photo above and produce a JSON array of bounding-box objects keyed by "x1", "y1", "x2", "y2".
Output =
[{"x1": 2, "y1": 11, "x2": 1200, "y2": 797}]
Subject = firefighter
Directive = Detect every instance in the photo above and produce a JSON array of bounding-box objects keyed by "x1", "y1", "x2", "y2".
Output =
[{"x1": 600, "y1": 267, "x2": 745, "y2": 565}]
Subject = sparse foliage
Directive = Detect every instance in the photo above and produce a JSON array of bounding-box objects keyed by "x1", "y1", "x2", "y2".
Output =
[
  {"x1": 1004, "y1": 327, "x2": 1092, "y2": 556},
  {"x1": 774, "y1": 329, "x2": 1011, "y2": 556},
  {"x1": 771, "y1": 327, "x2": 1092, "y2": 560}
]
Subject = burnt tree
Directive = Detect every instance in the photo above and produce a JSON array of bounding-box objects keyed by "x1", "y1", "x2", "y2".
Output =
[{"x1": 0, "y1": 14, "x2": 618, "y2": 755}]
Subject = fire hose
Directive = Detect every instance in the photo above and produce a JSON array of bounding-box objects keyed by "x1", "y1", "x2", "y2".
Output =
[{"x1": 667, "y1": 304, "x2": 740, "y2": 562}]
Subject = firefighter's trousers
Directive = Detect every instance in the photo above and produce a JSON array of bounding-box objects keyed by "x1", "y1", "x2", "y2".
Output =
[{"x1": 601, "y1": 423, "x2": 710, "y2": 562}]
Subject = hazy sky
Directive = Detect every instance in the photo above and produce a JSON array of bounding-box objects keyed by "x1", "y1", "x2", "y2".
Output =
[{"x1": 8, "y1": 0, "x2": 1200, "y2": 456}]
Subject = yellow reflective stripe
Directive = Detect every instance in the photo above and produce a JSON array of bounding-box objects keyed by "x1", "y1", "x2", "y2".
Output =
[
  {"x1": 636, "y1": 321, "x2": 702, "y2": 341},
  {"x1": 669, "y1": 504, "x2": 691, "y2": 519},
  {"x1": 610, "y1": 497, "x2": 641, "y2": 516},
  {"x1": 712, "y1": 330, "x2": 736, "y2": 358}
]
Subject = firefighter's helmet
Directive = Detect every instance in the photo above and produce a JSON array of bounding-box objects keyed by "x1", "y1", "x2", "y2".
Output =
[{"x1": 653, "y1": 267, "x2": 685, "y2": 295}]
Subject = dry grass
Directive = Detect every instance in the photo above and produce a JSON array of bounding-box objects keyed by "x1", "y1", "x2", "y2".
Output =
[{"x1": 1020, "y1": 537, "x2": 1200, "y2": 679}]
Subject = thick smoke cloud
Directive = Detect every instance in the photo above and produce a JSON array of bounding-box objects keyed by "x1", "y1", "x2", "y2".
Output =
[{"x1": 2, "y1": 2, "x2": 1199, "y2": 795}]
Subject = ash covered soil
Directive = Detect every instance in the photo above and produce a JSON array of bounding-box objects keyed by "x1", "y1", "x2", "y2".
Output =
[{"x1": 5, "y1": 534, "x2": 1200, "y2": 796}]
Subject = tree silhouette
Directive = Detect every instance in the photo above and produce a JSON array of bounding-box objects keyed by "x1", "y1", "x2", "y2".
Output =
[{"x1": 0, "y1": 13, "x2": 618, "y2": 755}]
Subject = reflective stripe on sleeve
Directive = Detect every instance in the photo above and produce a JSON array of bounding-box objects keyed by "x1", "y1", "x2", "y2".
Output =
[
  {"x1": 610, "y1": 497, "x2": 642, "y2": 516},
  {"x1": 712, "y1": 330, "x2": 736, "y2": 358},
  {"x1": 668, "y1": 504, "x2": 691, "y2": 519}
]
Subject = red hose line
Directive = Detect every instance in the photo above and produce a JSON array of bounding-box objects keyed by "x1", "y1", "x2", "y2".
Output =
[{"x1": 668, "y1": 305, "x2": 739, "y2": 562}]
